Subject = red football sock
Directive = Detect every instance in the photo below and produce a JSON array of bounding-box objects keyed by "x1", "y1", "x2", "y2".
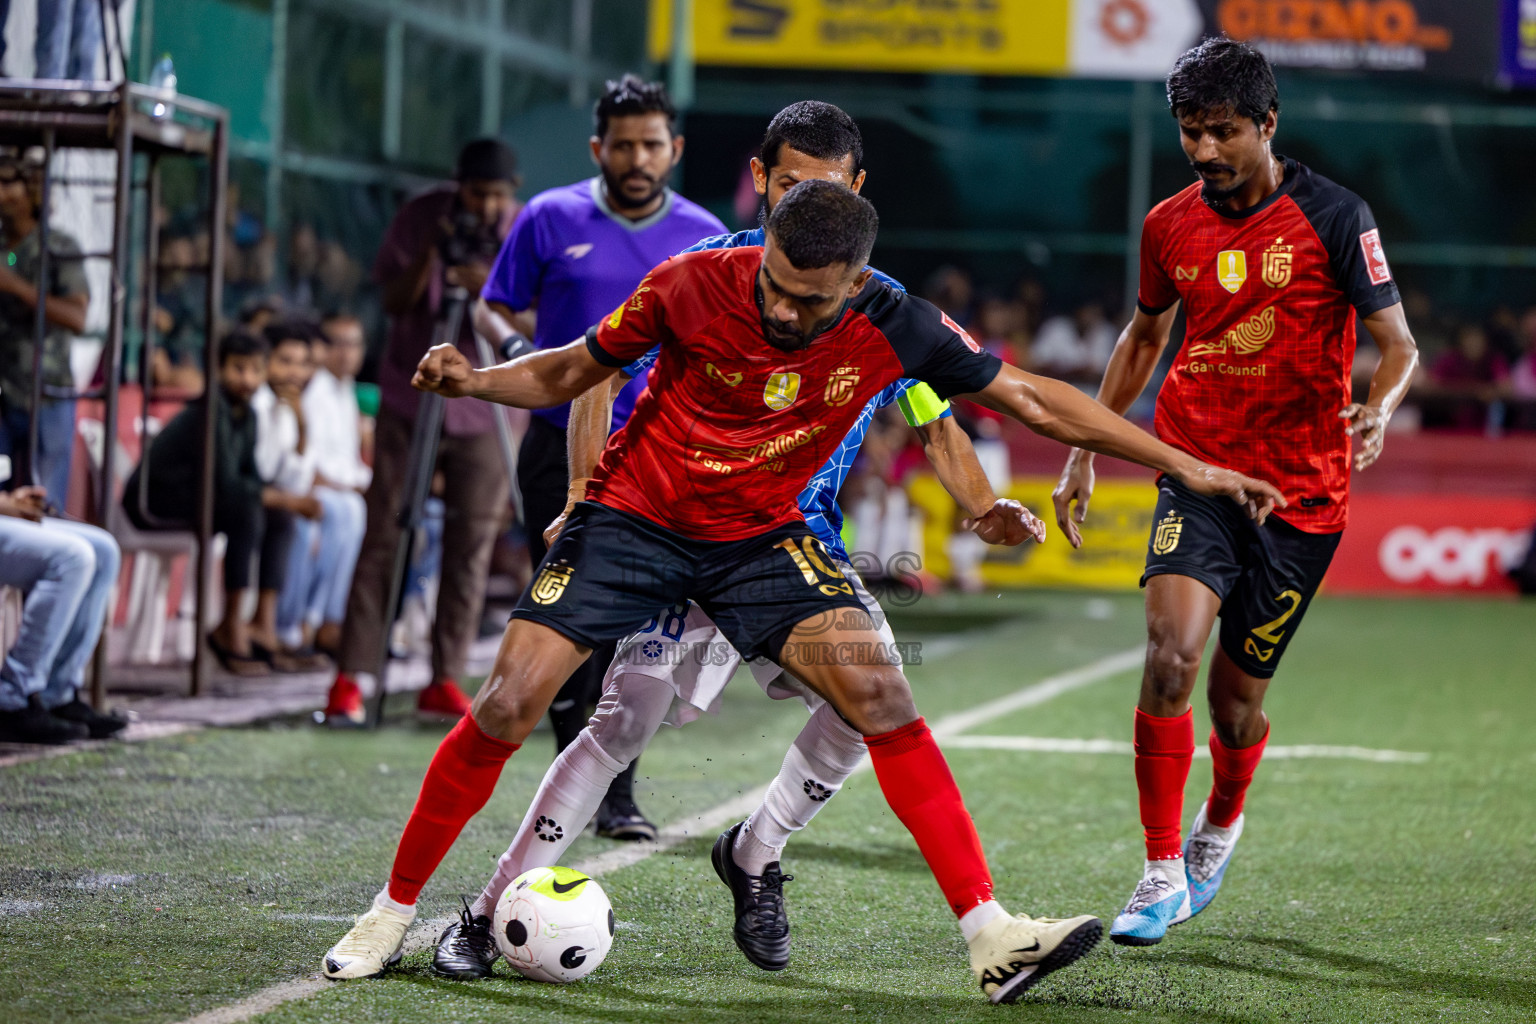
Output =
[
  {"x1": 1133, "y1": 707, "x2": 1194, "y2": 861},
  {"x1": 1207, "y1": 723, "x2": 1269, "y2": 828},
  {"x1": 865, "y1": 717, "x2": 994, "y2": 917},
  {"x1": 387, "y1": 715, "x2": 520, "y2": 905}
]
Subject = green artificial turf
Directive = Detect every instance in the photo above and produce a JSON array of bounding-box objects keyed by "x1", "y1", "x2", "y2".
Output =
[{"x1": 1, "y1": 592, "x2": 1532, "y2": 1023}]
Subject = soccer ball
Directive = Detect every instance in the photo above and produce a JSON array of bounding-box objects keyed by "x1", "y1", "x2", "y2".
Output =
[{"x1": 493, "y1": 866, "x2": 615, "y2": 983}]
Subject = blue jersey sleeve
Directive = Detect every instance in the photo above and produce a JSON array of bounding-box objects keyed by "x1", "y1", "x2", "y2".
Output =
[
  {"x1": 622, "y1": 345, "x2": 661, "y2": 378},
  {"x1": 482, "y1": 206, "x2": 543, "y2": 313}
]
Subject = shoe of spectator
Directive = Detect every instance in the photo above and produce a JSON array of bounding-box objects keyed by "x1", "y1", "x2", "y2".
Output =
[
  {"x1": 0, "y1": 696, "x2": 89, "y2": 745},
  {"x1": 417, "y1": 678, "x2": 471, "y2": 720},
  {"x1": 322, "y1": 673, "x2": 367, "y2": 728},
  {"x1": 50, "y1": 699, "x2": 129, "y2": 739}
]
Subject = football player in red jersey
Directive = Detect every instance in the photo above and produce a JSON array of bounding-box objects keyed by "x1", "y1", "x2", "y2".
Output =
[
  {"x1": 323, "y1": 179, "x2": 1283, "y2": 1003},
  {"x1": 1051, "y1": 39, "x2": 1420, "y2": 946}
]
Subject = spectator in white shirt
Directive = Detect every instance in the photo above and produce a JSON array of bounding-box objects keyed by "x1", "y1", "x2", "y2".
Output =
[
  {"x1": 1030, "y1": 300, "x2": 1117, "y2": 385},
  {"x1": 249, "y1": 321, "x2": 323, "y2": 668},
  {"x1": 276, "y1": 313, "x2": 370, "y2": 660}
]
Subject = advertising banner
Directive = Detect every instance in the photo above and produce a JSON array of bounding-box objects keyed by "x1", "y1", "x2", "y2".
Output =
[
  {"x1": 1196, "y1": 0, "x2": 1501, "y2": 80},
  {"x1": 1505, "y1": 0, "x2": 1536, "y2": 87},
  {"x1": 908, "y1": 474, "x2": 1159, "y2": 590},
  {"x1": 1325, "y1": 493, "x2": 1536, "y2": 596},
  {"x1": 649, "y1": 0, "x2": 1072, "y2": 76}
]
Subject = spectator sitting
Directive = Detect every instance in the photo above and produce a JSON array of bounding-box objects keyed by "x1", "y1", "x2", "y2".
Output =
[
  {"x1": 276, "y1": 312, "x2": 369, "y2": 660},
  {"x1": 124, "y1": 329, "x2": 306, "y2": 676},
  {"x1": 0, "y1": 485, "x2": 125, "y2": 745},
  {"x1": 1425, "y1": 324, "x2": 1510, "y2": 432},
  {"x1": 248, "y1": 320, "x2": 325, "y2": 670},
  {"x1": 1031, "y1": 300, "x2": 1116, "y2": 384},
  {"x1": 0, "y1": 151, "x2": 89, "y2": 508},
  {"x1": 149, "y1": 223, "x2": 208, "y2": 393},
  {"x1": 1511, "y1": 308, "x2": 1536, "y2": 401}
]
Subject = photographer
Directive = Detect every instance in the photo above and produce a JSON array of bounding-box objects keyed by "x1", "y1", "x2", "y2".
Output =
[{"x1": 321, "y1": 139, "x2": 520, "y2": 724}]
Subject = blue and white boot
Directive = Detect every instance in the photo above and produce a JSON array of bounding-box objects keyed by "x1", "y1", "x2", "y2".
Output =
[
  {"x1": 1183, "y1": 800, "x2": 1244, "y2": 918},
  {"x1": 1109, "y1": 858, "x2": 1191, "y2": 946}
]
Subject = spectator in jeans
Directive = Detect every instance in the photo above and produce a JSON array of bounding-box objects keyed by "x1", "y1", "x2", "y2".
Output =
[
  {"x1": 249, "y1": 320, "x2": 324, "y2": 669},
  {"x1": 0, "y1": 152, "x2": 88, "y2": 509},
  {"x1": 277, "y1": 313, "x2": 369, "y2": 660},
  {"x1": 125, "y1": 330, "x2": 308, "y2": 676},
  {"x1": 321, "y1": 138, "x2": 522, "y2": 724},
  {"x1": 0, "y1": 485, "x2": 125, "y2": 745}
]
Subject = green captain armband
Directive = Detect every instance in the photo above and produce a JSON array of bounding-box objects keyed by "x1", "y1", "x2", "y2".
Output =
[{"x1": 896, "y1": 382, "x2": 949, "y2": 427}]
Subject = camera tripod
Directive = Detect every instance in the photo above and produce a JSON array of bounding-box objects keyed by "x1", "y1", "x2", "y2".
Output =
[{"x1": 368, "y1": 284, "x2": 519, "y2": 727}]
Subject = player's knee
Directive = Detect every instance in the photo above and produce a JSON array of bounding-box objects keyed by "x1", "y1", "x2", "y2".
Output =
[
  {"x1": 471, "y1": 667, "x2": 553, "y2": 740},
  {"x1": 1144, "y1": 636, "x2": 1203, "y2": 701},
  {"x1": 832, "y1": 666, "x2": 915, "y2": 735}
]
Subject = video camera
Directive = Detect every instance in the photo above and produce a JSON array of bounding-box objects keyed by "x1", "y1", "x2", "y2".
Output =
[{"x1": 439, "y1": 207, "x2": 503, "y2": 268}]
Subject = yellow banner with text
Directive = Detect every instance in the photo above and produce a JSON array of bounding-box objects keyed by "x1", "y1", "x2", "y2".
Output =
[
  {"x1": 907, "y1": 473, "x2": 1159, "y2": 590},
  {"x1": 650, "y1": 0, "x2": 1071, "y2": 76}
]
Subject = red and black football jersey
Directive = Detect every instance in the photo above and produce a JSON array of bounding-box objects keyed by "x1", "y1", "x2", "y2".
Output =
[
  {"x1": 1138, "y1": 157, "x2": 1400, "y2": 533},
  {"x1": 582, "y1": 246, "x2": 1001, "y2": 541}
]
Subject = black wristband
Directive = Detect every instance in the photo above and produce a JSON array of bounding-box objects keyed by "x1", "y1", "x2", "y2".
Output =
[{"x1": 499, "y1": 332, "x2": 533, "y2": 361}]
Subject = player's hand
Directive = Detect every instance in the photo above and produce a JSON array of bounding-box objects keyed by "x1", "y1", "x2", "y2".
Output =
[
  {"x1": 411, "y1": 343, "x2": 476, "y2": 398},
  {"x1": 1340, "y1": 403, "x2": 1389, "y2": 470},
  {"x1": 0, "y1": 485, "x2": 47, "y2": 521},
  {"x1": 542, "y1": 479, "x2": 591, "y2": 547},
  {"x1": 1051, "y1": 450, "x2": 1095, "y2": 550},
  {"x1": 963, "y1": 498, "x2": 1046, "y2": 546},
  {"x1": 1182, "y1": 464, "x2": 1287, "y2": 525}
]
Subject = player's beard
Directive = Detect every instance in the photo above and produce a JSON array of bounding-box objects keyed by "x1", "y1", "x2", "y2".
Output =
[
  {"x1": 1192, "y1": 160, "x2": 1245, "y2": 203},
  {"x1": 757, "y1": 286, "x2": 851, "y2": 352},
  {"x1": 601, "y1": 166, "x2": 665, "y2": 210}
]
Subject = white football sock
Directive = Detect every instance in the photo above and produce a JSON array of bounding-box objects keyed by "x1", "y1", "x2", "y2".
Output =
[
  {"x1": 373, "y1": 887, "x2": 416, "y2": 919},
  {"x1": 1144, "y1": 857, "x2": 1187, "y2": 887},
  {"x1": 959, "y1": 900, "x2": 1005, "y2": 943},
  {"x1": 734, "y1": 702, "x2": 867, "y2": 875},
  {"x1": 471, "y1": 670, "x2": 675, "y2": 919}
]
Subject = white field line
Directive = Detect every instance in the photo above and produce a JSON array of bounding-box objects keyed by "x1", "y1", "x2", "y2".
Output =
[
  {"x1": 943, "y1": 735, "x2": 1429, "y2": 764},
  {"x1": 174, "y1": 644, "x2": 1143, "y2": 1024}
]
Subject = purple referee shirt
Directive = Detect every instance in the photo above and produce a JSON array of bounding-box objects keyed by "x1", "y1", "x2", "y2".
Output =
[{"x1": 481, "y1": 177, "x2": 725, "y2": 430}]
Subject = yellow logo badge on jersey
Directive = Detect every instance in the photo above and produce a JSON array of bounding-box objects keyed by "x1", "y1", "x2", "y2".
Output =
[
  {"x1": 763, "y1": 372, "x2": 801, "y2": 411},
  {"x1": 1187, "y1": 305, "x2": 1276, "y2": 359},
  {"x1": 824, "y1": 366, "x2": 861, "y2": 407},
  {"x1": 606, "y1": 304, "x2": 625, "y2": 329},
  {"x1": 1152, "y1": 512, "x2": 1183, "y2": 555},
  {"x1": 706, "y1": 362, "x2": 743, "y2": 387},
  {"x1": 1217, "y1": 250, "x2": 1247, "y2": 293},
  {"x1": 1175, "y1": 265, "x2": 1199, "y2": 281},
  {"x1": 530, "y1": 562, "x2": 575, "y2": 605},
  {"x1": 1262, "y1": 238, "x2": 1294, "y2": 288}
]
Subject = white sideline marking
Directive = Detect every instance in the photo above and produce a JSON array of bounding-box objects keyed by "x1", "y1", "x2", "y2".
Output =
[
  {"x1": 173, "y1": 644, "x2": 1143, "y2": 1024},
  {"x1": 943, "y1": 735, "x2": 1429, "y2": 764}
]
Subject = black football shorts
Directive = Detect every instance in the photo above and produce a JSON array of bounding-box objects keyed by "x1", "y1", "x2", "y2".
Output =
[
  {"x1": 511, "y1": 501, "x2": 868, "y2": 663},
  {"x1": 1142, "y1": 477, "x2": 1342, "y2": 679}
]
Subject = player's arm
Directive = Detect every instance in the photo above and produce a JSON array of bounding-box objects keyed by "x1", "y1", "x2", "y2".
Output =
[
  {"x1": 1342, "y1": 302, "x2": 1419, "y2": 471},
  {"x1": 914, "y1": 415, "x2": 1044, "y2": 546},
  {"x1": 412, "y1": 337, "x2": 616, "y2": 408},
  {"x1": 473, "y1": 298, "x2": 537, "y2": 348},
  {"x1": 543, "y1": 373, "x2": 626, "y2": 546},
  {"x1": 1051, "y1": 304, "x2": 1179, "y2": 546},
  {"x1": 971, "y1": 362, "x2": 1283, "y2": 530}
]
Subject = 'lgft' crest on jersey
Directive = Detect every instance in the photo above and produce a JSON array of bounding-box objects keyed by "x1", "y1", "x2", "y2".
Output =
[
  {"x1": 763, "y1": 372, "x2": 801, "y2": 411},
  {"x1": 530, "y1": 562, "x2": 575, "y2": 604},
  {"x1": 1217, "y1": 250, "x2": 1247, "y2": 293},
  {"x1": 1262, "y1": 238, "x2": 1293, "y2": 288},
  {"x1": 824, "y1": 366, "x2": 861, "y2": 407}
]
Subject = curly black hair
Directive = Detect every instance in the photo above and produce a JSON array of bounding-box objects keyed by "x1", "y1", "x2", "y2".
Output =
[
  {"x1": 759, "y1": 101, "x2": 863, "y2": 175},
  {"x1": 594, "y1": 74, "x2": 676, "y2": 139},
  {"x1": 218, "y1": 328, "x2": 270, "y2": 366},
  {"x1": 767, "y1": 179, "x2": 878, "y2": 271},
  {"x1": 1166, "y1": 37, "x2": 1279, "y2": 127}
]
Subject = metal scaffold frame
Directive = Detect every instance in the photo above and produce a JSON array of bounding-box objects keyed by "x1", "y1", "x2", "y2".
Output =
[{"x1": 0, "y1": 78, "x2": 229, "y2": 701}]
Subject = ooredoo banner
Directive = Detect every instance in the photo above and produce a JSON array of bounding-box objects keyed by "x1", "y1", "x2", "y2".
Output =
[{"x1": 1325, "y1": 493, "x2": 1536, "y2": 595}]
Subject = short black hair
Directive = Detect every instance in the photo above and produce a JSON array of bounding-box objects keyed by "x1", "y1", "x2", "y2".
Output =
[
  {"x1": 262, "y1": 317, "x2": 319, "y2": 350},
  {"x1": 219, "y1": 328, "x2": 269, "y2": 366},
  {"x1": 760, "y1": 101, "x2": 863, "y2": 176},
  {"x1": 766, "y1": 179, "x2": 878, "y2": 272},
  {"x1": 455, "y1": 137, "x2": 519, "y2": 184},
  {"x1": 594, "y1": 74, "x2": 675, "y2": 140},
  {"x1": 1166, "y1": 37, "x2": 1279, "y2": 128}
]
